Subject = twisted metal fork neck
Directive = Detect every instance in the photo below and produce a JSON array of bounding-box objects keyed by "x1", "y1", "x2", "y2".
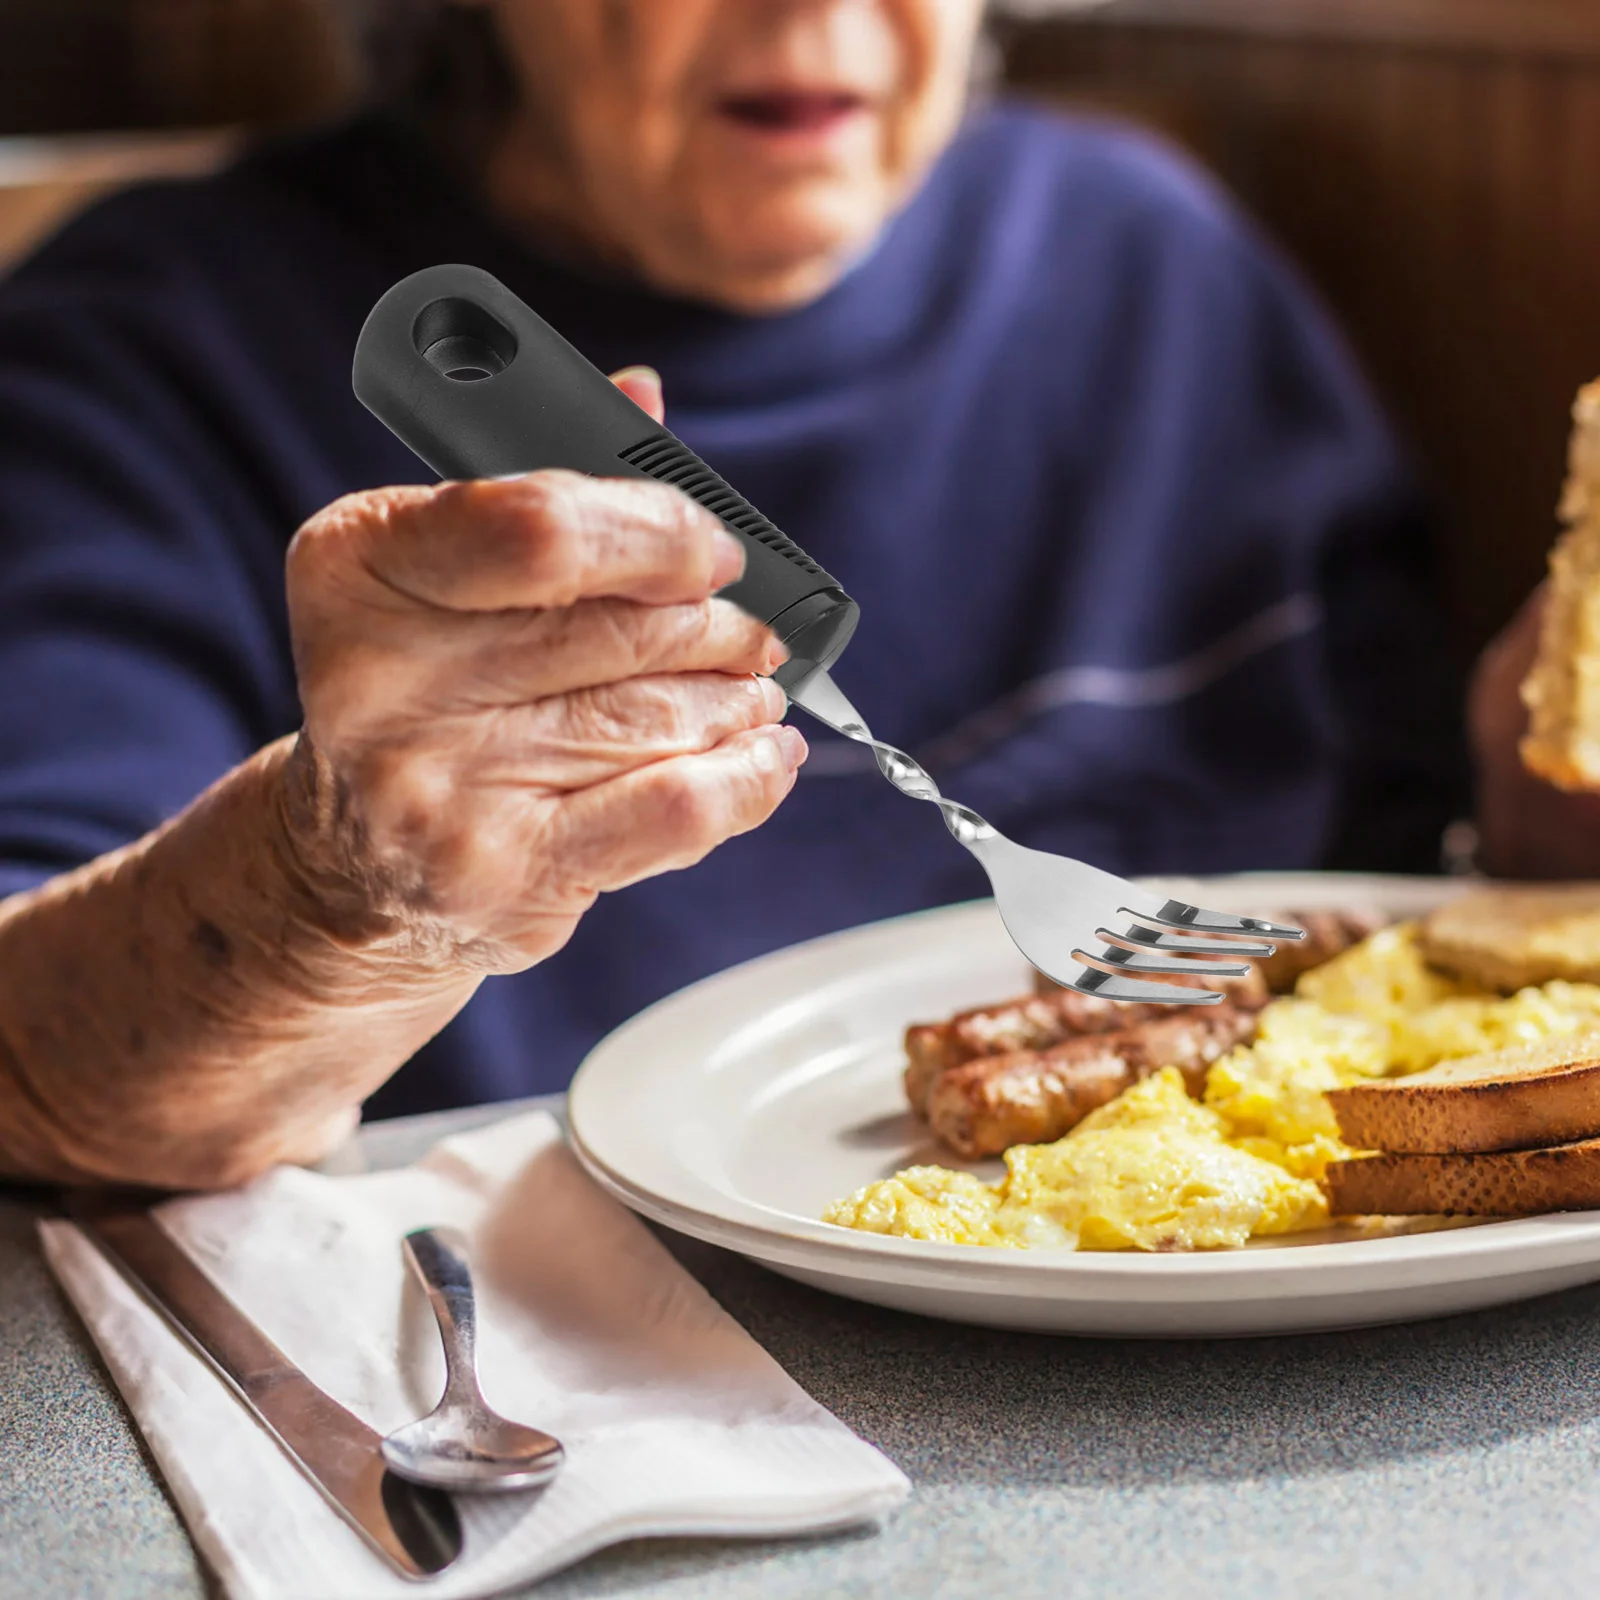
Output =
[{"x1": 831, "y1": 722, "x2": 996, "y2": 848}]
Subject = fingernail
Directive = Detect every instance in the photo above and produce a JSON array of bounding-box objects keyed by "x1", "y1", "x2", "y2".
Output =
[
  {"x1": 762, "y1": 636, "x2": 791, "y2": 675},
  {"x1": 777, "y1": 725, "x2": 808, "y2": 771},
  {"x1": 612, "y1": 364, "x2": 661, "y2": 386},
  {"x1": 711, "y1": 527, "x2": 745, "y2": 588},
  {"x1": 757, "y1": 675, "x2": 789, "y2": 721}
]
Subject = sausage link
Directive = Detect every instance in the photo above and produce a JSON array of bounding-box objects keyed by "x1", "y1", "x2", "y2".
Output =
[
  {"x1": 905, "y1": 967, "x2": 1266, "y2": 1119},
  {"x1": 903, "y1": 994, "x2": 1111, "y2": 1116},
  {"x1": 925, "y1": 1007, "x2": 1257, "y2": 1159}
]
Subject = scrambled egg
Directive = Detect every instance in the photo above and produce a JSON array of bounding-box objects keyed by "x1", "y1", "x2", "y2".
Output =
[
  {"x1": 826, "y1": 923, "x2": 1600, "y2": 1253},
  {"x1": 825, "y1": 1069, "x2": 1325, "y2": 1250}
]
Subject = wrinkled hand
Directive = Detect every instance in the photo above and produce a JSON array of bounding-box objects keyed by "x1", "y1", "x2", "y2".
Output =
[
  {"x1": 0, "y1": 374, "x2": 812, "y2": 1187},
  {"x1": 282, "y1": 376, "x2": 806, "y2": 974},
  {"x1": 1470, "y1": 584, "x2": 1600, "y2": 877}
]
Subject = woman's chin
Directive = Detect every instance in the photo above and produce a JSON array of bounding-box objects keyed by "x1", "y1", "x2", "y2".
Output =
[{"x1": 684, "y1": 192, "x2": 889, "y2": 309}]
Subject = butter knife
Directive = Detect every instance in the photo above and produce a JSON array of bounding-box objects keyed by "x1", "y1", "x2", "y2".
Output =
[{"x1": 75, "y1": 1206, "x2": 462, "y2": 1579}]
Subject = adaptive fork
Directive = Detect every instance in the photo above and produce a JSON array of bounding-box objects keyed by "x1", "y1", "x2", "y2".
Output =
[{"x1": 355, "y1": 265, "x2": 1304, "y2": 1003}]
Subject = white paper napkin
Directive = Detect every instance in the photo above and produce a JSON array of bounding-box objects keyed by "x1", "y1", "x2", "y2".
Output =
[{"x1": 38, "y1": 1110, "x2": 910, "y2": 1599}]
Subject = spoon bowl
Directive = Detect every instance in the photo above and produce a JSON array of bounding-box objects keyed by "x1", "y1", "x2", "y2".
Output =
[
  {"x1": 382, "y1": 1409, "x2": 563, "y2": 1493},
  {"x1": 382, "y1": 1227, "x2": 566, "y2": 1493}
]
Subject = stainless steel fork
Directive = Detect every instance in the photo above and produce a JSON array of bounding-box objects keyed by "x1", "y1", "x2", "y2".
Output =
[{"x1": 789, "y1": 672, "x2": 1303, "y2": 1003}]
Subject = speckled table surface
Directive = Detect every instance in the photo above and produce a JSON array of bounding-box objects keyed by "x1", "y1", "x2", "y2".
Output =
[{"x1": 9, "y1": 1099, "x2": 1600, "y2": 1600}]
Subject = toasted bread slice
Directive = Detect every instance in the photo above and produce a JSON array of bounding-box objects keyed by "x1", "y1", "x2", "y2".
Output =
[
  {"x1": 1521, "y1": 378, "x2": 1600, "y2": 790},
  {"x1": 1420, "y1": 884, "x2": 1600, "y2": 991},
  {"x1": 1326, "y1": 1138, "x2": 1600, "y2": 1217},
  {"x1": 1326, "y1": 1031, "x2": 1600, "y2": 1154}
]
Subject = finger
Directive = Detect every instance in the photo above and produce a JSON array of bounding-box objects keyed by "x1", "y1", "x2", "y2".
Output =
[
  {"x1": 487, "y1": 673, "x2": 788, "y2": 791},
  {"x1": 299, "y1": 592, "x2": 785, "y2": 751},
  {"x1": 610, "y1": 365, "x2": 665, "y2": 424},
  {"x1": 478, "y1": 594, "x2": 786, "y2": 703},
  {"x1": 546, "y1": 723, "x2": 809, "y2": 894},
  {"x1": 339, "y1": 594, "x2": 784, "y2": 725},
  {"x1": 294, "y1": 473, "x2": 745, "y2": 616}
]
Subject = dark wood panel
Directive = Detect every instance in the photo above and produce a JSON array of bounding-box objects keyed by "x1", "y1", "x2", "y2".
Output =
[
  {"x1": 1070, "y1": 0, "x2": 1600, "y2": 58},
  {"x1": 0, "y1": 2, "x2": 141, "y2": 133},
  {"x1": 1005, "y1": 23, "x2": 1600, "y2": 655},
  {"x1": 0, "y1": 0, "x2": 348, "y2": 134},
  {"x1": 127, "y1": 0, "x2": 350, "y2": 128}
]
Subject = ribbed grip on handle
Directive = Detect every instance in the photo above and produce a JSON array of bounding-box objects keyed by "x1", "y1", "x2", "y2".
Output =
[
  {"x1": 618, "y1": 436, "x2": 824, "y2": 578},
  {"x1": 352, "y1": 264, "x2": 859, "y2": 687}
]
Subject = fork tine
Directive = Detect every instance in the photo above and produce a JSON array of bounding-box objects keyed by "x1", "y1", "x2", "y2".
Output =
[
  {"x1": 1108, "y1": 924, "x2": 1276, "y2": 960},
  {"x1": 1136, "y1": 900, "x2": 1306, "y2": 942},
  {"x1": 1062, "y1": 966, "x2": 1226, "y2": 1006},
  {"x1": 1084, "y1": 945, "x2": 1252, "y2": 979}
]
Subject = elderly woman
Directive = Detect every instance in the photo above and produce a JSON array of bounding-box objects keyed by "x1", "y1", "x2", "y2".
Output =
[{"x1": 0, "y1": 2, "x2": 1585, "y2": 1188}]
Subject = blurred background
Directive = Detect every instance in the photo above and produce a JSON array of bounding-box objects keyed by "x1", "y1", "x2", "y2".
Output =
[{"x1": 0, "y1": 0, "x2": 1596, "y2": 659}]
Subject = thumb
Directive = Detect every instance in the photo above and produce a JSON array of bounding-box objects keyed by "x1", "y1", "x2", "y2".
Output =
[{"x1": 610, "y1": 365, "x2": 665, "y2": 425}]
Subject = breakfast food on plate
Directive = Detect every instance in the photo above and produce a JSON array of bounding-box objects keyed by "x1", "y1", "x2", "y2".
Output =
[
  {"x1": 830, "y1": 915, "x2": 1600, "y2": 1252},
  {"x1": 1421, "y1": 884, "x2": 1600, "y2": 991},
  {"x1": 1520, "y1": 377, "x2": 1600, "y2": 790},
  {"x1": 1324, "y1": 1024, "x2": 1600, "y2": 1217},
  {"x1": 825, "y1": 1069, "x2": 1327, "y2": 1251},
  {"x1": 903, "y1": 969, "x2": 1267, "y2": 1121},
  {"x1": 904, "y1": 906, "x2": 1379, "y2": 1126},
  {"x1": 1325, "y1": 1140, "x2": 1600, "y2": 1219},
  {"x1": 1327, "y1": 1031, "x2": 1600, "y2": 1155},
  {"x1": 924, "y1": 1006, "x2": 1256, "y2": 1159}
]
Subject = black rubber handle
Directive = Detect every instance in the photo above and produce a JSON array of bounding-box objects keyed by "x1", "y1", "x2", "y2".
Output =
[{"x1": 352, "y1": 263, "x2": 858, "y2": 690}]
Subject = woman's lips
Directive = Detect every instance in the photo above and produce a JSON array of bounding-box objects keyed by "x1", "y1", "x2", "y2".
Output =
[{"x1": 716, "y1": 90, "x2": 869, "y2": 140}]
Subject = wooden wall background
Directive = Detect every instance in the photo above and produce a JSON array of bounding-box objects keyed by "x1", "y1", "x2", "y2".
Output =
[
  {"x1": 1, "y1": 0, "x2": 1598, "y2": 655},
  {"x1": 1003, "y1": 0, "x2": 1600, "y2": 656},
  {"x1": 0, "y1": 0, "x2": 347, "y2": 132}
]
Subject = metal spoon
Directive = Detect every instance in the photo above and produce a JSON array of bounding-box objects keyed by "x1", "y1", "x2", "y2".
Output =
[{"x1": 382, "y1": 1226, "x2": 565, "y2": 1493}]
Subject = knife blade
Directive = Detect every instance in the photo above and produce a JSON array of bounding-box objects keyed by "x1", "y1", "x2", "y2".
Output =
[{"x1": 75, "y1": 1206, "x2": 462, "y2": 1579}]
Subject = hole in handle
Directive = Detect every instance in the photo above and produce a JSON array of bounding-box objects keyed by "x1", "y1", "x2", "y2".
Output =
[{"x1": 413, "y1": 297, "x2": 518, "y2": 384}]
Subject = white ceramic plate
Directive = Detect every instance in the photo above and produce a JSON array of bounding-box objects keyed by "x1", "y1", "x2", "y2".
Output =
[{"x1": 569, "y1": 872, "x2": 1600, "y2": 1338}]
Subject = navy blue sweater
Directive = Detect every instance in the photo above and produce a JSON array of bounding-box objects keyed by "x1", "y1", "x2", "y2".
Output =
[{"x1": 0, "y1": 107, "x2": 1464, "y2": 1116}]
